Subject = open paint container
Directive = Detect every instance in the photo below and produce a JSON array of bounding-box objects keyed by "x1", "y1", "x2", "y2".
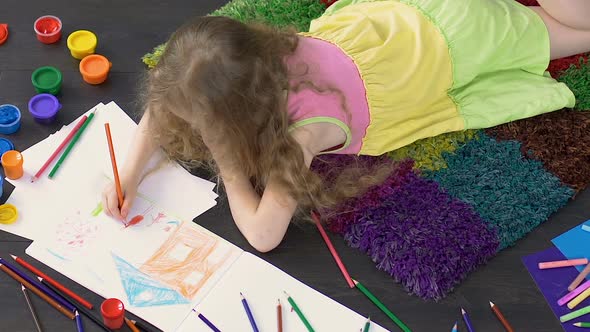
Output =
[
  {"x1": 79, "y1": 54, "x2": 112, "y2": 84},
  {"x1": 0, "y1": 104, "x2": 21, "y2": 134},
  {"x1": 34, "y1": 15, "x2": 62, "y2": 44},
  {"x1": 29, "y1": 94, "x2": 61, "y2": 124},
  {"x1": 32, "y1": 66, "x2": 63, "y2": 95},
  {"x1": 67, "y1": 30, "x2": 97, "y2": 60}
]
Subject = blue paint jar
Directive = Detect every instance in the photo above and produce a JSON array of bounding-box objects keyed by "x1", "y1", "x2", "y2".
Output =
[
  {"x1": 0, "y1": 104, "x2": 21, "y2": 134},
  {"x1": 0, "y1": 138, "x2": 14, "y2": 157}
]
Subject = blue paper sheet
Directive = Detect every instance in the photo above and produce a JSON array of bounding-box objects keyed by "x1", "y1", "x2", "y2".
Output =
[{"x1": 552, "y1": 220, "x2": 590, "y2": 274}]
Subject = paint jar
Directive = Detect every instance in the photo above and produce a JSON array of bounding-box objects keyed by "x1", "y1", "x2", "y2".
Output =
[
  {"x1": 0, "y1": 24, "x2": 8, "y2": 45},
  {"x1": 28, "y1": 94, "x2": 61, "y2": 124},
  {"x1": 34, "y1": 15, "x2": 62, "y2": 44},
  {"x1": 79, "y1": 54, "x2": 112, "y2": 84},
  {"x1": 32, "y1": 66, "x2": 63, "y2": 95},
  {"x1": 101, "y1": 298, "x2": 125, "y2": 329},
  {"x1": 0, "y1": 204, "x2": 18, "y2": 224},
  {"x1": 0, "y1": 138, "x2": 14, "y2": 157},
  {"x1": 1, "y1": 150, "x2": 23, "y2": 180},
  {"x1": 0, "y1": 104, "x2": 21, "y2": 135},
  {"x1": 67, "y1": 30, "x2": 97, "y2": 60}
]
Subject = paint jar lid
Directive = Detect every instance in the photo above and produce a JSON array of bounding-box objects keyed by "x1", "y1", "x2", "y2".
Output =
[
  {"x1": 0, "y1": 138, "x2": 14, "y2": 156},
  {"x1": 0, "y1": 204, "x2": 18, "y2": 224},
  {"x1": 0, "y1": 24, "x2": 8, "y2": 45}
]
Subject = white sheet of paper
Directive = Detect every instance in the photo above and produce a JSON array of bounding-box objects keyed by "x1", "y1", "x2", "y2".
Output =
[{"x1": 176, "y1": 252, "x2": 390, "y2": 332}]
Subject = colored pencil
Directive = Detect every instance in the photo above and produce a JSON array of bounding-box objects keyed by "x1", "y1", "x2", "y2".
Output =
[
  {"x1": 451, "y1": 321, "x2": 458, "y2": 332},
  {"x1": 49, "y1": 111, "x2": 96, "y2": 178},
  {"x1": 277, "y1": 299, "x2": 283, "y2": 332},
  {"x1": 39, "y1": 278, "x2": 109, "y2": 332},
  {"x1": 489, "y1": 301, "x2": 514, "y2": 332},
  {"x1": 240, "y1": 292, "x2": 259, "y2": 332},
  {"x1": 363, "y1": 317, "x2": 371, "y2": 332},
  {"x1": 538, "y1": 258, "x2": 588, "y2": 269},
  {"x1": 568, "y1": 287, "x2": 590, "y2": 309},
  {"x1": 461, "y1": 307, "x2": 475, "y2": 332},
  {"x1": 0, "y1": 263, "x2": 74, "y2": 319},
  {"x1": 0, "y1": 257, "x2": 75, "y2": 312},
  {"x1": 75, "y1": 311, "x2": 84, "y2": 332},
  {"x1": 11, "y1": 254, "x2": 93, "y2": 309},
  {"x1": 311, "y1": 212, "x2": 354, "y2": 288},
  {"x1": 125, "y1": 318, "x2": 140, "y2": 332},
  {"x1": 104, "y1": 123, "x2": 124, "y2": 208},
  {"x1": 31, "y1": 115, "x2": 88, "y2": 182},
  {"x1": 21, "y1": 284, "x2": 43, "y2": 332},
  {"x1": 352, "y1": 279, "x2": 411, "y2": 332},
  {"x1": 561, "y1": 305, "x2": 590, "y2": 322},
  {"x1": 131, "y1": 319, "x2": 162, "y2": 332},
  {"x1": 284, "y1": 291, "x2": 315, "y2": 332},
  {"x1": 574, "y1": 322, "x2": 590, "y2": 328},
  {"x1": 569, "y1": 263, "x2": 590, "y2": 291},
  {"x1": 558, "y1": 280, "x2": 590, "y2": 306},
  {"x1": 192, "y1": 309, "x2": 221, "y2": 332},
  {"x1": 582, "y1": 225, "x2": 590, "y2": 233}
]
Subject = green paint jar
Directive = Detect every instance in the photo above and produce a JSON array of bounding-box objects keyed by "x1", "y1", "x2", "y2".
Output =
[{"x1": 31, "y1": 66, "x2": 63, "y2": 95}]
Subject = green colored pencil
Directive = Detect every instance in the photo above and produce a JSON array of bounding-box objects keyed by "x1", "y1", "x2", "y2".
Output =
[
  {"x1": 49, "y1": 112, "x2": 96, "y2": 178},
  {"x1": 352, "y1": 279, "x2": 411, "y2": 332},
  {"x1": 363, "y1": 317, "x2": 371, "y2": 332},
  {"x1": 574, "y1": 322, "x2": 590, "y2": 328},
  {"x1": 284, "y1": 291, "x2": 314, "y2": 332}
]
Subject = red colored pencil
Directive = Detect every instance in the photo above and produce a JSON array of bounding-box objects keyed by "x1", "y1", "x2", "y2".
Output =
[
  {"x1": 490, "y1": 301, "x2": 514, "y2": 332},
  {"x1": 312, "y1": 211, "x2": 354, "y2": 288},
  {"x1": 31, "y1": 115, "x2": 88, "y2": 182},
  {"x1": 11, "y1": 254, "x2": 93, "y2": 309},
  {"x1": 104, "y1": 123, "x2": 124, "y2": 208},
  {"x1": 277, "y1": 299, "x2": 283, "y2": 332}
]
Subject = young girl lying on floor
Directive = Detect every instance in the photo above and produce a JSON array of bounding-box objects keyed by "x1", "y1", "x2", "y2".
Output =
[{"x1": 103, "y1": 0, "x2": 590, "y2": 252}]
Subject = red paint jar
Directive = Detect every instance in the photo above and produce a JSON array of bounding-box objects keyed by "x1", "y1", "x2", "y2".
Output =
[
  {"x1": 34, "y1": 15, "x2": 62, "y2": 44},
  {"x1": 101, "y1": 298, "x2": 125, "y2": 329}
]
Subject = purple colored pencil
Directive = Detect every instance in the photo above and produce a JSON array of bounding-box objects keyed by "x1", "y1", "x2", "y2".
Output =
[
  {"x1": 461, "y1": 308, "x2": 476, "y2": 332},
  {"x1": 240, "y1": 292, "x2": 259, "y2": 332},
  {"x1": 558, "y1": 280, "x2": 590, "y2": 306},
  {"x1": 0, "y1": 258, "x2": 76, "y2": 312},
  {"x1": 193, "y1": 309, "x2": 220, "y2": 332}
]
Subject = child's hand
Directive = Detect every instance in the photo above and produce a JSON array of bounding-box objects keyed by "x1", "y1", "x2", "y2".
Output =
[{"x1": 101, "y1": 174, "x2": 139, "y2": 222}]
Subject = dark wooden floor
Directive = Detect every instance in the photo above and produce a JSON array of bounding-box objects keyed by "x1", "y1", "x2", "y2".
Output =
[{"x1": 1, "y1": 1, "x2": 588, "y2": 331}]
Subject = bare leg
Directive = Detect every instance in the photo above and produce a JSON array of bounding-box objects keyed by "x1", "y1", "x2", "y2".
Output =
[
  {"x1": 529, "y1": 6, "x2": 590, "y2": 60},
  {"x1": 536, "y1": 0, "x2": 590, "y2": 30}
]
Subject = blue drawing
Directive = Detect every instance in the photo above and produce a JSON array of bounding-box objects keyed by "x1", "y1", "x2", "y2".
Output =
[
  {"x1": 47, "y1": 248, "x2": 68, "y2": 261},
  {"x1": 112, "y1": 253, "x2": 189, "y2": 307},
  {"x1": 166, "y1": 221, "x2": 180, "y2": 225}
]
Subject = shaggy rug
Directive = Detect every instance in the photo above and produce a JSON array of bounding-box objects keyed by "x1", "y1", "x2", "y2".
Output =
[{"x1": 143, "y1": 0, "x2": 590, "y2": 300}]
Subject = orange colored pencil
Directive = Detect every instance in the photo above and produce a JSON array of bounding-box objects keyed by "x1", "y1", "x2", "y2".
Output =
[
  {"x1": 0, "y1": 263, "x2": 75, "y2": 320},
  {"x1": 490, "y1": 301, "x2": 514, "y2": 332},
  {"x1": 125, "y1": 318, "x2": 140, "y2": 332},
  {"x1": 312, "y1": 211, "x2": 354, "y2": 288},
  {"x1": 104, "y1": 123, "x2": 124, "y2": 208}
]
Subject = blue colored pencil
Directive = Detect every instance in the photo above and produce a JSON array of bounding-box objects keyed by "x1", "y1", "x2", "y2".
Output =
[
  {"x1": 240, "y1": 292, "x2": 259, "y2": 332},
  {"x1": 75, "y1": 311, "x2": 84, "y2": 332},
  {"x1": 462, "y1": 307, "x2": 475, "y2": 332},
  {"x1": 192, "y1": 309, "x2": 220, "y2": 332},
  {"x1": 451, "y1": 321, "x2": 458, "y2": 332}
]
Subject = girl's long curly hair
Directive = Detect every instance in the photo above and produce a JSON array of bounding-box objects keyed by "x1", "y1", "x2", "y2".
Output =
[{"x1": 144, "y1": 16, "x2": 391, "y2": 216}]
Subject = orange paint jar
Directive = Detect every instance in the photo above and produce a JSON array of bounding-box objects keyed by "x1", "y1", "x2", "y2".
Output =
[
  {"x1": 79, "y1": 54, "x2": 112, "y2": 85},
  {"x1": 2, "y1": 150, "x2": 23, "y2": 180}
]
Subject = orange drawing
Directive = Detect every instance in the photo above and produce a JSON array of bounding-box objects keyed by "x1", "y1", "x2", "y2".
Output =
[{"x1": 139, "y1": 222, "x2": 233, "y2": 299}]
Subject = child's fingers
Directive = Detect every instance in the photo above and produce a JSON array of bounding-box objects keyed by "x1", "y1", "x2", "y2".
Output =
[
  {"x1": 121, "y1": 195, "x2": 134, "y2": 219},
  {"x1": 101, "y1": 188, "x2": 113, "y2": 217},
  {"x1": 107, "y1": 189, "x2": 124, "y2": 221}
]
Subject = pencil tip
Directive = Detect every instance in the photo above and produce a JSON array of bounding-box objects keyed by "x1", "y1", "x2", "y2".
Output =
[
  {"x1": 37, "y1": 276, "x2": 42, "y2": 281},
  {"x1": 75, "y1": 310, "x2": 79, "y2": 316},
  {"x1": 352, "y1": 279, "x2": 358, "y2": 285},
  {"x1": 574, "y1": 323, "x2": 581, "y2": 327},
  {"x1": 278, "y1": 299, "x2": 281, "y2": 305},
  {"x1": 453, "y1": 321, "x2": 457, "y2": 328},
  {"x1": 283, "y1": 291, "x2": 289, "y2": 297},
  {"x1": 21, "y1": 284, "x2": 25, "y2": 291},
  {"x1": 461, "y1": 307, "x2": 466, "y2": 314},
  {"x1": 30, "y1": 177, "x2": 37, "y2": 183},
  {"x1": 489, "y1": 301, "x2": 494, "y2": 307},
  {"x1": 240, "y1": 292, "x2": 244, "y2": 297},
  {"x1": 9, "y1": 254, "x2": 16, "y2": 259}
]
